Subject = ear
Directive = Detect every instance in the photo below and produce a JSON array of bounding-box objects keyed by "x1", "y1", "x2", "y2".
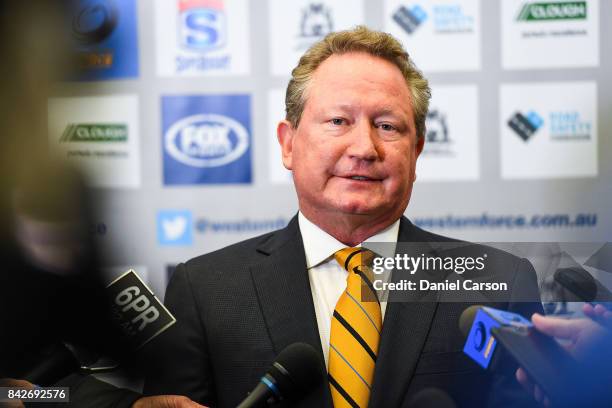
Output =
[
  {"x1": 415, "y1": 135, "x2": 425, "y2": 157},
  {"x1": 277, "y1": 120, "x2": 296, "y2": 170},
  {"x1": 412, "y1": 135, "x2": 425, "y2": 182}
]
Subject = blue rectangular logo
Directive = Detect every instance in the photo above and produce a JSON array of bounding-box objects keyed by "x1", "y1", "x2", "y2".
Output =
[
  {"x1": 70, "y1": 0, "x2": 139, "y2": 80},
  {"x1": 157, "y1": 210, "x2": 193, "y2": 246},
  {"x1": 178, "y1": 0, "x2": 227, "y2": 51},
  {"x1": 162, "y1": 95, "x2": 252, "y2": 185},
  {"x1": 393, "y1": 5, "x2": 428, "y2": 34}
]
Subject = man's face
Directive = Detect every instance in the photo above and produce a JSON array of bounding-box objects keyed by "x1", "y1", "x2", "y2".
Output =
[{"x1": 278, "y1": 52, "x2": 424, "y2": 224}]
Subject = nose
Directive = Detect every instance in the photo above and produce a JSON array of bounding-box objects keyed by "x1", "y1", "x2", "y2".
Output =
[{"x1": 346, "y1": 119, "x2": 379, "y2": 161}]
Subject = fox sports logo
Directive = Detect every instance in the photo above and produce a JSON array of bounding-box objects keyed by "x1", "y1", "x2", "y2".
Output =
[{"x1": 165, "y1": 114, "x2": 249, "y2": 167}]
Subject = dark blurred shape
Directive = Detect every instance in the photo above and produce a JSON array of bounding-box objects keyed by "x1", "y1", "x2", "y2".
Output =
[
  {"x1": 555, "y1": 267, "x2": 597, "y2": 300},
  {"x1": 24, "y1": 343, "x2": 84, "y2": 386},
  {"x1": 55, "y1": 372, "x2": 142, "y2": 407},
  {"x1": 0, "y1": 1, "x2": 133, "y2": 380},
  {"x1": 404, "y1": 388, "x2": 457, "y2": 408},
  {"x1": 568, "y1": 334, "x2": 612, "y2": 408},
  {"x1": 554, "y1": 266, "x2": 612, "y2": 303},
  {"x1": 0, "y1": 157, "x2": 129, "y2": 378},
  {"x1": 13, "y1": 159, "x2": 93, "y2": 274}
]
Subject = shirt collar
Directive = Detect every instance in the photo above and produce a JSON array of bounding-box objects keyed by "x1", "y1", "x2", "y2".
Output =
[{"x1": 298, "y1": 211, "x2": 400, "y2": 269}]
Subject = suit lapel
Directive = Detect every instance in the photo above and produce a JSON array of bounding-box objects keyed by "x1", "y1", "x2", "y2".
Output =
[
  {"x1": 250, "y1": 215, "x2": 333, "y2": 407},
  {"x1": 369, "y1": 217, "x2": 439, "y2": 408},
  {"x1": 249, "y1": 216, "x2": 438, "y2": 407}
]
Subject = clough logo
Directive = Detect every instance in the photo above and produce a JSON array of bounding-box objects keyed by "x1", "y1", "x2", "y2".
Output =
[
  {"x1": 516, "y1": 1, "x2": 587, "y2": 22},
  {"x1": 165, "y1": 114, "x2": 249, "y2": 167}
]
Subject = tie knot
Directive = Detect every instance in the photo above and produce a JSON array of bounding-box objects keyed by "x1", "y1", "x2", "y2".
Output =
[{"x1": 334, "y1": 247, "x2": 374, "y2": 273}]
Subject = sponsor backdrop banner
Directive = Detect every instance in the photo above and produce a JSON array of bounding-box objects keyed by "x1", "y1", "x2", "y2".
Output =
[
  {"x1": 48, "y1": 95, "x2": 141, "y2": 189},
  {"x1": 162, "y1": 94, "x2": 252, "y2": 185},
  {"x1": 48, "y1": 0, "x2": 611, "y2": 298},
  {"x1": 501, "y1": 0, "x2": 599, "y2": 69},
  {"x1": 154, "y1": 0, "x2": 250, "y2": 76},
  {"x1": 384, "y1": 0, "x2": 481, "y2": 71},
  {"x1": 70, "y1": 0, "x2": 140, "y2": 80}
]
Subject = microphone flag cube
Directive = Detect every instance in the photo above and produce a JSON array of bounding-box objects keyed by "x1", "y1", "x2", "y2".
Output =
[{"x1": 463, "y1": 307, "x2": 532, "y2": 369}]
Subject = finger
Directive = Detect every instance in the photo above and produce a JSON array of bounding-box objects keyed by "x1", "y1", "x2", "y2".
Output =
[
  {"x1": 594, "y1": 304, "x2": 607, "y2": 315},
  {"x1": 170, "y1": 396, "x2": 206, "y2": 408},
  {"x1": 532, "y1": 314, "x2": 577, "y2": 340},
  {"x1": 0, "y1": 379, "x2": 33, "y2": 388},
  {"x1": 534, "y1": 384, "x2": 544, "y2": 404},
  {"x1": 559, "y1": 341, "x2": 574, "y2": 354},
  {"x1": 585, "y1": 305, "x2": 612, "y2": 327},
  {"x1": 516, "y1": 368, "x2": 535, "y2": 396},
  {"x1": 583, "y1": 303, "x2": 595, "y2": 316},
  {"x1": 0, "y1": 402, "x2": 25, "y2": 408}
]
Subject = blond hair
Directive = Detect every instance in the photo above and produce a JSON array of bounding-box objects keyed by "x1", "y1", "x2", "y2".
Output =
[{"x1": 285, "y1": 25, "x2": 431, "y2": 139}]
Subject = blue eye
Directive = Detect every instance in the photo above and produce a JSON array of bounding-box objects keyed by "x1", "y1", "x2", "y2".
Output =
[
  {"x1": 331, "y1": 118, "x2": 344, "y2": 125},
  {"x1": 379, "y1": 123, "x2": 396, "y2": 131}
]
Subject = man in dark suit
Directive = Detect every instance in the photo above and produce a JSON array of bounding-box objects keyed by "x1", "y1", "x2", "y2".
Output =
[{"x1": 144, "y1": 26, "x2": 541, "y2": 407}]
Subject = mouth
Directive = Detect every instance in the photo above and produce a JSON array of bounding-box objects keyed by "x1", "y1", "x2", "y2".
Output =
[{"x1": 339, "y1": 174, "x2": 382, "y2": 182}]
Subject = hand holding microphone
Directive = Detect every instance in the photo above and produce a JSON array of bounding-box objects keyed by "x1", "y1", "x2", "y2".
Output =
[
  {"x1": 515, "y1": 313, "x2": 611, "y2": 407},
  {"x1": 0, "y1": 378, "x2": 206, "y2": 408},
  {"x1": 528, "y1": 313, "x2": 608, "y2": 358},
  {"x1": 0, "y1": 378, "x2": 33, "y2": 408},
  {"x1": 460, "y1": 306, "x2": 578, "y2": 406},
  {"x1": 131, "y1": 395, "x2": 206, "y2": 408},
  {"x1": 583, "y1": 303, "x2": 612, "y2": 327}
]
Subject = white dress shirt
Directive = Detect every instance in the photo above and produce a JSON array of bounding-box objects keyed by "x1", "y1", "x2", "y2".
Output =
[{"x1": 298, "y1": 212, "x2": 399, "y2": 367}]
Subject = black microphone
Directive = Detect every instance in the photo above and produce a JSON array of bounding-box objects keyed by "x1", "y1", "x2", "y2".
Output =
[
  {"x1": 236, "y1": 343, "x2": 324, "y2": 408},
  {"x1": 23, "y1": 343, "x2": 78, "y2": 385},
  {"x1": 554, "y1": 266, "x2": 612, "y2": 306},
  {"x1": 106, "y1": 269, "x2": 176, "y2": 351},
  {"x1": 23, "y1": 343, "x2": 98, "y2": 386},
  {"x1": 22, "y1": 269, "x2": 176, "y2": 385},
  {"x1": 405, "y1": 388, "x2": 456, "y2": 408}
]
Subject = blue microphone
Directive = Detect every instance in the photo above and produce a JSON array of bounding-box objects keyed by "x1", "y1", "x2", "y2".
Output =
[
  {"x1": 461, "y1": 306, "x2": 532, "y2": 369},
  {"x1": 460, "y1": 305, "x2": 577, "y2": 405}
]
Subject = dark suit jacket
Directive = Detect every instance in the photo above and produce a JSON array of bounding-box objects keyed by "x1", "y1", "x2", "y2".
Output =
[
  {"x1": 49, "y1": 374, "x2": 142, "y2": 408},
  {"x1": 144, "y1": 216, "x2": 541, "y2": 408}
]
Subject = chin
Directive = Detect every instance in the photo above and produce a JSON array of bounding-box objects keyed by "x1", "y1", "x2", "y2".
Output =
[{"x1": 333, "y1": 200, "x2": 382, "y2": 216}]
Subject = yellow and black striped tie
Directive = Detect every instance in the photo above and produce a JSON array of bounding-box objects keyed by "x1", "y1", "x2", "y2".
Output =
[{"x1": 328, "y1": 247, "x2": 381, "y2": 408}]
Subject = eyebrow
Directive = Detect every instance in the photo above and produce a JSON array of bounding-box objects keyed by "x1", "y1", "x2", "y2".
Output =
[
  {"x1": 374, "y1": 108, "x2": 399, "y2": 117},
  {"x1": 322, "y1": 104, "x2": 407, "y2": 116},
  {"x1": 326, "y1": 103, "x2": 356, "y2": 113}
]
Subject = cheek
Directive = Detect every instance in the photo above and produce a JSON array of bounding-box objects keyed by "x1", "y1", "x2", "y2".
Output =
[
  {"x1": 387, "y1": 145, "x2": 417, "y2": 179},
  {"x1": 298, "y1": 141, "x2": 343, "y2": 173}
]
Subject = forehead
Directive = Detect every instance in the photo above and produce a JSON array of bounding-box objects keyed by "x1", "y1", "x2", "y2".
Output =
[{"x1": 306, "y1": 52, "x2": 413, "y2": 115}]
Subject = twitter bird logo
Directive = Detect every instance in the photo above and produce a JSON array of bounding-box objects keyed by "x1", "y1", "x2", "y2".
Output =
[{"x1": 157, "y1": 210, "x2": 193, "y2": 245}]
